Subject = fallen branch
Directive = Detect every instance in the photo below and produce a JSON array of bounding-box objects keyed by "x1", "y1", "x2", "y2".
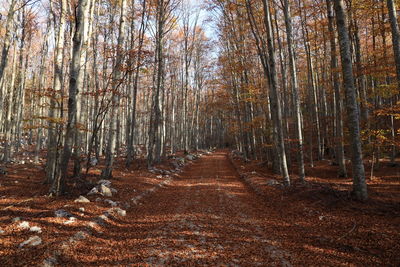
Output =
[
  {"x1": 2, "y1": 198, "x2": 34, "y2": 211},
  {"x1": 337, "y1": 222, "x2": 357, "y2": 240}
]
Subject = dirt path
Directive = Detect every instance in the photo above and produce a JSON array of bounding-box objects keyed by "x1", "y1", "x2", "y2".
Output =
[{"x1": 63, "y1": 152, "x2": 291, "y2": 266}]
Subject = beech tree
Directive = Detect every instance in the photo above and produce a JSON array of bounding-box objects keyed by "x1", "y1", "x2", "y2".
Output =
[
  {"x1": 51, "y1": 0, "x2": 90, "y2": 195},
  {"x1": 333, "y1": 0, "x2": 367, "y2": 201}
]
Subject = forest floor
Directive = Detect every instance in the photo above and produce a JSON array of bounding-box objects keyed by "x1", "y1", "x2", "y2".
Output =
[{"x1": 0, "y1": 150, "x2": 399, "y2": 266}]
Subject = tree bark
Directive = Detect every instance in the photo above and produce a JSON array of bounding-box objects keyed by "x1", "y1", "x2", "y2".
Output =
[
  {"x1": 51, "y1": 0, "x2": 90, "y2": 195},
  {"x1": 326, "y1": 0, "x2": 347, "y2": 177},
  {"x1": 283, "y1": 0, "x2": 305, "y2": 181},
  {"x1": 262, "y1": 0, "x2": 290, "y2": 185},
  {"x1": 333, "y1": 0, "x2": 368, "y2": 201},
  {"x1": 387, "y1": 0, "x2": 400, "y2": 163},
  {"x1": 102, "y1": 0, "x2": 128, "y2": 178}
]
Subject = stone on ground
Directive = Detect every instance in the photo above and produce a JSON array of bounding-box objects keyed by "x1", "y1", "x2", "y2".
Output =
[
  {"x1": 98, "y1": 179, "x2": 112, "y2": 187},
  {"x1": 107, "y1": 207, "x2": 126, "y2": 217},
  {"x1": 100, "y1": 184, "x2": 113, "y2": 197},
  {"x1": 74, "y1": 196, "x2": 90, "y2": 203},
  {"x1": 19, "y1": 236, "x2": 42, "y2": 248},
  {"x1": 18, "y1": 221, "x2": 30, "y2": 230},
  {"x1": 55, "y1": 209, "x2": 72, "y2": 218},
  {"x1": 29, "y1": 226, "x2": 42, "y2": 233}
]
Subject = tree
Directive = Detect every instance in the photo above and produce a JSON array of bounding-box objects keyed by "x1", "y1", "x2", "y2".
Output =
[
  {"x1": 102, "y1": 0, "x2": 128, "y2": 178},
  {"x1": 261, "y1": 0, "x2": 290, "y2": 186},
  {"x1": 326, "y1": 0, "x2": 347, "y2": 177},
  {"x1": 386, "y1": 0, "x2": 400, "y2": 163},
  {"x1": 333, "y1": 0, "x2": 368, "y2": 201},
  {"x1": 51, "y1": 0, "x2": 90, "y2": 195},
  {"x1": 46, "y1": 0, "x2": 67, "y2": 184},
  {"x1": 282, "y1": 0, "x2": 305, "y2": 181}
]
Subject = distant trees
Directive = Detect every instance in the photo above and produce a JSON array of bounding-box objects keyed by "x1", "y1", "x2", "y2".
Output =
[{"x1": 206, "y1": 0, "x2": 399, "y2": 200}]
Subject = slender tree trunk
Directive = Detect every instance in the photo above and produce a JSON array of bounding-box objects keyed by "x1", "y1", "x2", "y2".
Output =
[
  {"x1": 334, "y1": 0, "x2": 368, "y2": 201},
  {"x1": 102, "y1": 0, "x2": 127, "y2": 178},
  {"x1": 127, "y1": 0, "x2": 147, "y2": 167},
  {"x1": 51, "y1": 0, "x2": 90, "y2": 195},
  {"x1": 387, "y1": 0, "x2": 400, "y2": 163},
  {"x1": 283, "y1": 0, "x2": 305, "y2": 181},
  {"x1": 326, "y1": 0, "x2": 347, "y2": 177},
  {"x1": 148, "y1": 0, "x2": 166, "y2": 167},
  {"x1": 262, "y1": 0, "x2": 290, "y2": 185},
  {"x1": 46, "y1": 0, "x2": 67, "y2": 184}
]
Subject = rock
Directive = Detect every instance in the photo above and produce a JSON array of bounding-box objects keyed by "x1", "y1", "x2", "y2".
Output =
[
  {"x1": 0, "y1": 227, "x2": 4, "y2": 234},
  {"x1": 73, "y1": 231, "x2": 87, "y2": 241},
  {"x1": 12, "y1": 217, "x2": 21, "y2": 223},
  {"x1": 87, "y1": 187, "x2": 99, "y2": 195},
  {"x1": 87, "y1": 221, "x2": 97, "y2": 228},
  {"x1": 42, "y1": 256, "x2": 58, "y2": 267},
  {"x1": 107, "y1": 207, "x2": 126, "y2": 217},
  {"x1": 122, "y1": 202, "x2": 131, "y2": 209},
  {"x1": 266, "y1": 179, "x2": 280, "y2": 186},
  {"x1": 64, "y1": 217, "x2": 76, "y2": 225},
  {"x1": 95, "y1": 214, "x2": 108, "y2": 226},
  {"x1": 172, "y1": 161, "x2": 180, "y2": 169},
  {"x1": 29, "y1": 226, "x2": 42, "y2": 233},
  {"x1": 176, "y1": 157, "x2": 185, "y2": 164},
  {"x1": 156, "y1": 175, "x2": 163, "y2": 179},
  {"x1": 100, "y1": 184, "x2": 112, "y2": 197},
  {"x1": 79, "y1": 207, "x2": 85, "y2": 212},
  {"x1": 0, "y1": 167, "x2": 7, "y2": 175},
  {"x1": 89, "y1": 157, "x2": 98, "y2": 166},
  {"x1": 97, "y1": 179, "x2": 111, "y2": 187},
  {"x1": 95, "y1": 197, "x2": 102, "y2": 202},
  {"x1": 110, "y1": 188, "x2": 118, "y2": 194},
  {"x1": 18, "y1": 221, "x2": 30, "y2": 230},
  {"x1": 104, "y1": 199, "x2": 118, "y2": 207},
  {"x1": 54, "y1": 209, "x2": 72, "y2": 218},
  {"x1": 19, "y1": 236, "x2": 42, "y2": 248},
  {"x1": 74, "y1": 196, "x2": 90, "y2": 203}
]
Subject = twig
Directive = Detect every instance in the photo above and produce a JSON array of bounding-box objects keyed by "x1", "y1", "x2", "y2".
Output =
[
  {"x1": 2, "y1": 198, "x2": 34, "y2": 210},
  {"x1": 337, "y1": 222, "x2": 357, "y2": 240}
]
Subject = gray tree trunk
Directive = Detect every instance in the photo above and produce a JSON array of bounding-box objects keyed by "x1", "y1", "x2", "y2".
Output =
[
  {"x1": 102, "y1": 0, "x2": 127, "y2": 178},
  {"x1": 283, "y1": 0, "x2": 305, "y2": 181},
  {"x1": 127, "y1": 0, "x2": 148, "y2": 167},
  {"x1": 262, "y1": 0, "x2": 290, "y2": 186},
  {"x1": 51, "y1": 0, "x2": 90, "y2": 195},
  {"x1": 46, "y1": 0, "x2": 67, "y2": 184},
  {"x1": 387, "y1": 0, "x2": 400, "y2": 163},
  {"x1": 333, "y1": 0, "x2": 368, "y2": 201},
  {"x1": 326, "y1": 0, "x2": 347, "y2": 177}
]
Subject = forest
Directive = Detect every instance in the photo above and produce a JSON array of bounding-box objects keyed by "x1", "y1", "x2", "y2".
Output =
[{"x1": 0, "y1": 0, "x2": 399, "y2": 266}]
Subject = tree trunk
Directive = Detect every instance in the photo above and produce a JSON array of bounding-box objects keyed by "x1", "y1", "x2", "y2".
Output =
[
  {"x1": 51, "y1": 0, "x2": 90, "y2": 195},
  {"x1": 333, "y1": 0, "x2": 368, "y2": 201},
  {"x1": 262, "y1": 0, "x2": 290, "y2": 186},
  {"x1": 326, "y1": 0, "x2": 347, "y2": 177},
  {"x1": 387, "y1": 0, "x2": 400, "y2": 163},
  {"x1": 102, "y1": 0, "x2": 127, "y2": 178},
  {"x1": 283, "y1": 0, "x2": 305, "y2": 181}
]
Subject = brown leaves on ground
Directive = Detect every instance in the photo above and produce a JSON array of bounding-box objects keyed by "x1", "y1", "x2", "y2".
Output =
[
  {"x1": 0, "y1": 151, "x2": 399, "y2": 266},
  {"x1": 231, "y1": 154, "x2": 400, "y2": 266}
]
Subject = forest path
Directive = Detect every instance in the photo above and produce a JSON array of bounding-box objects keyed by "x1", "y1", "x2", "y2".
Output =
[{"x1": 66, "y1": 151, "x2": 292, "y2": 266}]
